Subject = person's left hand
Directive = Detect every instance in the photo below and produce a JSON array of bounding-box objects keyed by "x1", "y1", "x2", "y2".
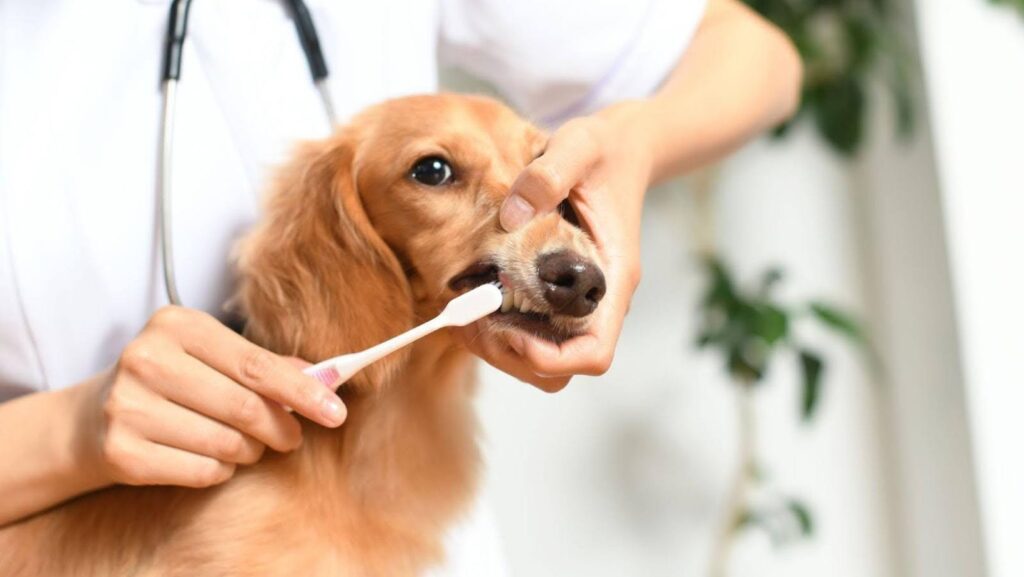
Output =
[{"x1": 456, "y1": 102, "x2": 655, "y2": 392}]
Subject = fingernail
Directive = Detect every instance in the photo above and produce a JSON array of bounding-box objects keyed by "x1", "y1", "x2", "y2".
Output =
[
  {"x1": 320, "y1": 395, "x2": 346, "y2": 426},
  {"x1": 500, "y1": 194, "x2": 535, "y2": 231}
]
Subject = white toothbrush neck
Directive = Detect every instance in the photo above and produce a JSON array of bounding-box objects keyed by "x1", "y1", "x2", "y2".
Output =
[
  {"x1": 303, "y1": 299, "x2": 484, "y2": 395},
  {"x1": 355, "y1": 314, "x2": 447, "y2": 366}
]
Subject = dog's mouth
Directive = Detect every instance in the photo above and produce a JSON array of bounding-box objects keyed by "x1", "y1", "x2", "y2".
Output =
[
  {"x1": 448, "y1": 261, "x2": 501, "y2": 292},
  {"x1": 448, "y1": 261, "x2": 583, "y2": 344}
]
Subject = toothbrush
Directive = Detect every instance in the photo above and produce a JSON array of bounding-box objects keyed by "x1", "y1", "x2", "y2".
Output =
[{"x1": 302, "y1": 283, "x2": 503, "y2": 391}]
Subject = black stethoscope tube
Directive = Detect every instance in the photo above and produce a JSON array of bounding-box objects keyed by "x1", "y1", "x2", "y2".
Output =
[
  {"x1": 286, "y1": 0, "x2": 330, "y2": 82},
  {"x1": 157, "y1": 0, "x2": 336, "y2": 306},
  {"x1": 160, "y1": 0, "x2": 330, "y2": 84},
  {"x1": 161, "y1": 0, "x2": 192, "y2": 82}
]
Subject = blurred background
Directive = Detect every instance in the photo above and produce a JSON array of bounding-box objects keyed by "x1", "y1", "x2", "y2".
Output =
[{"x1": 446, "y1": 0, "x2": 1024, "y2": 575}]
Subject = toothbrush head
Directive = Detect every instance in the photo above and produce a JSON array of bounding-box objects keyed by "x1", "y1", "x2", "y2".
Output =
[{"x1": 442, "y1": 283, "x2": 503, "y2": 326}]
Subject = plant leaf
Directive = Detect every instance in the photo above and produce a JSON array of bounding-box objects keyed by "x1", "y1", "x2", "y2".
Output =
[
  {"x1": 808, "y1": 302, "x2": 866, "y2": 346},
  {"x1": 798, "y1": 349, "x2": 824, "y2": 421},
  {"x1": 813, "y1": 75, "x2": 866, "y2": 156},
  {"x1": 744, "y1": 0, "x2": 922, "y2": 156},
  {"x1": 770, "y1": 118, "x2": 796, "y2": 139},
  {"x1": 700, "y1": 257, "x2": 739, "y2": 311},
  {"x1": 787, "y1": 500, "x2": 815, "y2": 537},
  {"x1": 990, "y1": 0, "x2": 1024, "y2": 16},
  {"x1": 758, "y1": 266, "x2": 785, "y2": 296},
  {"x1": 737, "y1": 501, "x2": 814, "y2": 547},
  {"x1": 735, "y1": 508, "x2": 760, "y2": 531},
  {"x1": 807, "y1": 301, "x2": 884, "y2": 375},
  {"x1": 755, "y1": 303, "x2": 789, "y2": 346},
  {"x1": 695, "y1": 257, "x2": 742, "y2": 355},
  {"x1": 728, "y1": 345, "x2": 764, "y2": 384},
  {"x1": 893, "y1": 74, "x2": 915, "y2": 138},
  {"x1": 735, "y1": 508, "x2": 786, "y2": 547},
  {"x1": 845, "y1": 15, "x2": 877, "y2": 74},
  {"x1": 695, "y1": 331, "x2": 716, "y2": 348}
]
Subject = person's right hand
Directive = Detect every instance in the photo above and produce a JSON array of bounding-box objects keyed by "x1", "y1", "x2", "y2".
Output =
[{"x1": 76, "y1": 306, "x2": 347, "y2": 489}]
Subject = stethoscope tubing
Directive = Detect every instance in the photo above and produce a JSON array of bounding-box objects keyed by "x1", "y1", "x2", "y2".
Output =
[{"x1": 157, "y1": 0, "x2": 335, "y2": 306}]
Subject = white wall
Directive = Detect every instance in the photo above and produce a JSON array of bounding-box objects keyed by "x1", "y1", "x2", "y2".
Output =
[
  {"x1": 912, "y1": 2, "x2": 1024, "y2": 576},
  {"x1": 853, "y1": 4, "x2": 989, "y2": 573},
  {"x1": 857, "y1": 100, "x2": 987, "y2": 577},
  {"x1": 475, "y1": 126, "x2": 898, "y2": 577}
]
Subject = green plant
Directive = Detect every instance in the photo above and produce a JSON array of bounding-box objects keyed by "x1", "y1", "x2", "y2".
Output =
[
  {"x1": 692, "y1": 3, "x2": 1019, "y2": 573},
  {"x1": 694, "y1": 257, "x2": 873, "y2": 576},
  {"x1": 743, "y1": 0, "x2": 915, "y2": 155},
  {"x1": 748, "y1": 0, "x2": 1024, "y2": 155},
  {"x1": 991, "y1": 0, "x2": 1024, "y2": 15}
]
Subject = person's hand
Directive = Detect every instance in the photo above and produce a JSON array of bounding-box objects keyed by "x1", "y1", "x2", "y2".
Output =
[
  {"x1": 75, "y1": 306, "x2": 346, "y2": 489},
  {"x1": 459, "y1": 102, "x2": 654, "y2": 392}
]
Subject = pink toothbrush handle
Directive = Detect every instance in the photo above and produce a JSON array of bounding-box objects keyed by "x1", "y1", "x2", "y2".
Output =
[
  {"x1": 303, "y1": 355, "x2": 365, "y2": 391},
  {"x1": 307, "y1": 365, "x2": 341, "y2": 387},
  {"x1": 282, "y1": 359, "x2": 361, "y2": 414}
]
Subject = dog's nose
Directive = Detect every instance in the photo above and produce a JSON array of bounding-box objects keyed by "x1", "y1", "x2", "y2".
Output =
[{"x1": 536, "y1": 251, "x2": 606, "y2": 317}]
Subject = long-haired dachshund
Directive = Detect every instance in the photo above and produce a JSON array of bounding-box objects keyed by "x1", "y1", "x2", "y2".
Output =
[{"x1": 0, "y1": 94, "x2": 606, "y2": 576}]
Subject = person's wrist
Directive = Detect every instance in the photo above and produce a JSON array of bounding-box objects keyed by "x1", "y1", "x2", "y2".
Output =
[
  {"x1": 594, "y1": 99, "x2": 659, "y2": 186},
  {"x1": 60, "y1": 375, "x2": 114, "y2": 492}
]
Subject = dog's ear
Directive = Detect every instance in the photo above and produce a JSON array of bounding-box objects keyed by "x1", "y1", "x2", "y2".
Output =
[{"x1": 236, "y1": 130, "x2": 415, "y2": 390}]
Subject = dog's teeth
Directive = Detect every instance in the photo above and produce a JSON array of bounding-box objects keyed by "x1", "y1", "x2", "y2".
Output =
[
  {"x1": 513, "y1": 290, "x2": 525, "y2": 310},
  {"x1": 501, "y1": 288, "x2": 514, "y2": 312}
]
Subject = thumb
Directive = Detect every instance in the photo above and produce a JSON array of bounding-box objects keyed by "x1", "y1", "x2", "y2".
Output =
[
  {"x1": 283, "y1": 356, "x2": 313, "y2": 370},
  {"x1": 500, "y1": 120, "x2": 600, "y2": 231}
]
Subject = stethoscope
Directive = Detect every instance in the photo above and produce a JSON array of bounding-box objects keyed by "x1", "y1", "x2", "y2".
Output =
[{"x1": 158, "y1": 0, "x2": 337, "y2": 306}]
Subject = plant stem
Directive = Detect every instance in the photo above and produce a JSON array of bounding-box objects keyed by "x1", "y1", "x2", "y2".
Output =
[
  {"x1": 710, "y1": 382, "x2": 756, "y2": 577},
  {"x1": 691, "y1": 165, "x2": 720, "y2": 259}
]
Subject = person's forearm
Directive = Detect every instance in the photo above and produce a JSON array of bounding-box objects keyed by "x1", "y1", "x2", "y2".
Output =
[
  {"x1": 602, "y1": 0, "x2": 803, "y2": 183},
  {"x1": 0, "y1": 378, "x2": 108, "y2": 526}
]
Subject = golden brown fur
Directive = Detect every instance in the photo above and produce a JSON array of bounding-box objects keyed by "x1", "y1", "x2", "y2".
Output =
[{"x1": 0, "y1": 94, "x2": 601, "y2": 576}]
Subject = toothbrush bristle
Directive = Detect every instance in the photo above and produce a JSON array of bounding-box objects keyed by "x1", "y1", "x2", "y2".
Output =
[
  {"x1": 309, "y1": 366, "x2": 340, "y2": 387},
  {"x1": 443, "y1": 283, "x2": 503, "y2": 325}
]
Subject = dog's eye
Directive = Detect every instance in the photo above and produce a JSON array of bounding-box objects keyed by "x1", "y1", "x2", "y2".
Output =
[{"x1": 410, "y1": 156, "x2": 454, "y2": 187}]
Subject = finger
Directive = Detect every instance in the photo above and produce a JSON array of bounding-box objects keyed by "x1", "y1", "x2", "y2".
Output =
[
  {"x1": 512, "y1": 331, "x2": 614, "y2": 378},
  {"x1": 150, "y1": 307, "x2": 347, "y2": 428},
  {"x1": 456, "y1": 324, "x2": 572, "y2": 392},
  {"x1": 145, "y1": 352, "x2": 303, "y2": 453},
  {"x1": 114, "y1": 435, "x2": 236, "y2": 489},
  {"x1": 283, "y1": 356, "x2": 313, "y2": 370},
  {"x1": 478, "y1": 337, "x2": 573, "y2": 392},
  {"x1": 127, "y1": 393, "x2": 266, "y2": 465},
  {"x1": 507, "y1": 287, "x2": 628, "y2": 377},
  {"x1": 501, "y1": 120, "x2": 601, "y2": 231}
]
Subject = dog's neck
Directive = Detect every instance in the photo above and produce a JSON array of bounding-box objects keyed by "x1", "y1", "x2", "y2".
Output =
[{"x1": 358, "y1": 328, "x2": 475, "y2": 396}]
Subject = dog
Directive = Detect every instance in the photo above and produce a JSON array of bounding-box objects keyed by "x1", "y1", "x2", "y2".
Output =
[{"x1": 0, "y1": 93, "x2": 606, "y2": 576}]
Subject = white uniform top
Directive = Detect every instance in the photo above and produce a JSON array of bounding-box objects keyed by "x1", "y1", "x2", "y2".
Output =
[{"x1": 0, "y1": 0, "x2": 705, "y2": 574}]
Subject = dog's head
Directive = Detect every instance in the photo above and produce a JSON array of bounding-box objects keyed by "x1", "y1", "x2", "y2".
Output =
[{"x1": 237, "y1": 94, "x2": 605, "y2": 388}]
